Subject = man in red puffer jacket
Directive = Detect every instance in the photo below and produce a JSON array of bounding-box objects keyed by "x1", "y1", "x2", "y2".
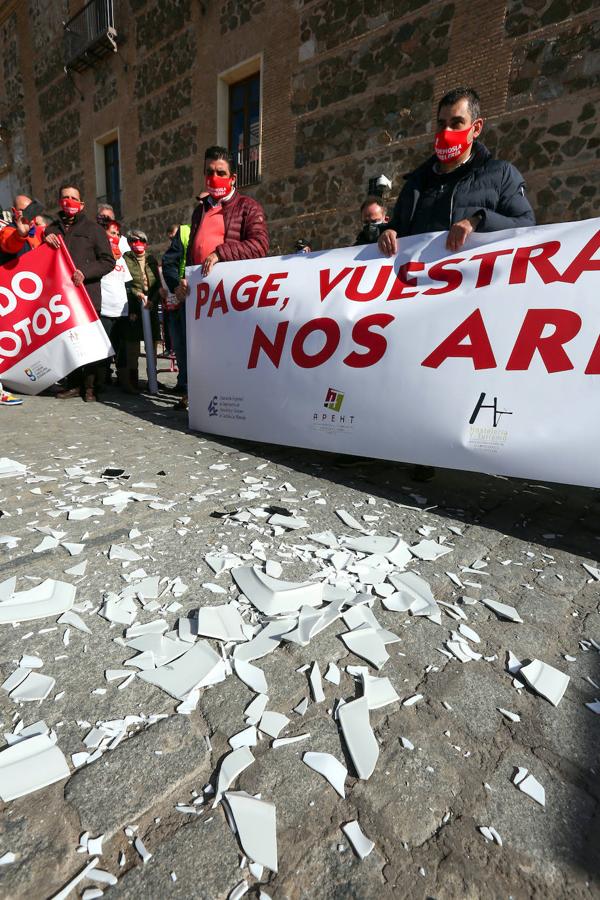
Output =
[{"x1": 162, "y1": 144, "x2": 269, "y2": 409}]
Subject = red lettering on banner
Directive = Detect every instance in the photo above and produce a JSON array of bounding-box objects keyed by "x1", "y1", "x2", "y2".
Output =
[
  {"x1": 471, "y1": 249, "x2": 514, "y2": 288},
  {"x1": 231, "y1": 274, "x2": 261, "y2": 311},
  {"x1": 422, "y1": 258, "x2": 464, "y2": 295},
  {"x1": 584, "y1": 335, "x2": 600, "y2": 374},
  {"x1": 344, "y1": 314, "x2": 394, "y2": 368},
  {"x1": 560, "y1": 228, "x2": 600, "y2": 283},
  {"x1": 509, "y1": 241, "x2": 562, "y2": 285},
  {"x1": 195, "y1": 283, "x2": 210, "y2": 319},
  {"x1": 258, "y1": 272, "x2": 288, "y2": 308},
  {"x1": 386, "y1": 262, "x2": 424, "y2": 301},
  {"x1": 506, "y1": 309, "x2": 581, "y2": 373},
  {"x1": 0, "y1": 243, "x2": 97, "y2": 374},
  {"x1": 247, "y1": 321, "x2": 289, "y2": 369},
  {"x1": 319, "y1": 267, "x2": 352, "y2": 302},
  {"x1": 292, "y1": 317, "x2": 341, "y2": 368},
  {"x1": 207, "y1": 281, "x2": 228, "y2": 317},
  {"x1": 345, "y1": 265, "x2": 393, "y2": 301},
  {"x1": 422, "y1": 309, "x2": 497, "y2": 370}
]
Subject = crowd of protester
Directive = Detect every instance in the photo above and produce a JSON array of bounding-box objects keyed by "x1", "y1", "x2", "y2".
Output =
[{"x1": 0, "y1": 86, "x2": 535, "y2": 444}]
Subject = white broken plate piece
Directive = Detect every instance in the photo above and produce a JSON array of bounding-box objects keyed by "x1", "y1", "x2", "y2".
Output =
[
  {"x1": 303, "y1": 751, "x2": 347, "y2": 798},
  {"x1": 513, "y1": 767, "x2": 545, "y2": 806},
  {"x1": 519, "y1": 659, "x2": 569, "y2": 707},
  {"x1": 224, "y1": 791, "x2": 278, "y2": 872},
  {"x1": 342, "y1": 820, "x2": 375, "y2": 859},
  {"x1": 338, "y1": 696, "x2": 379, "y2": 779}
]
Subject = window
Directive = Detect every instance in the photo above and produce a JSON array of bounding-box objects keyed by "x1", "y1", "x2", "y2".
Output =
[
  {"x1": 103, "y1": 140, "x2": 121, "y2": 215},
  {"x1": 94, "y1": 130, "x2": 122, "y2": 217},
  {"x1": 217, "y1": 56, "x2": 262, "y2": 186}
]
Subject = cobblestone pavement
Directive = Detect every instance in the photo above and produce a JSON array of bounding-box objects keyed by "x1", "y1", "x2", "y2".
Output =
[{"x1": 0, "y1": 376, "x2": 599, "y2": 900}]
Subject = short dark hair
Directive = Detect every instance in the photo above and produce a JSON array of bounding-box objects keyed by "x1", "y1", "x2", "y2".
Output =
[
  {"x1": 204, "y1": 145, "x2": 236, "y2": 174},
  {"x1": 58, "y1": 183, "x2": 82, "y2": 198},
  {"x1": 360, "y1": 195, "x2": 387, "y2": 215},
  {"x1": 437, "y1": 87, "x2": 481, "y2": 121}
]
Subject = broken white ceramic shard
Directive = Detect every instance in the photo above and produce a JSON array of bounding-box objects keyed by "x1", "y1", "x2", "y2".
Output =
[
  {"x1": 0, "y1": 575, "x2": 16, "y2": 600},
  {"x1": 361, "y1": 672, "x2": 400, "y2": 710},
  {"x1": 68, "y1": 508, "x2": 104, "y2": 521},
  {"x1": 293, "y1": 697, "x2": 309, "y2": 716},
  {"x1": 268, "y1": 513, "x2": 307, "y2": 530},
  {"x1": 403, "y1": 693, "x2": 423, "y2": 707},
  {"x1": 229, "y1": 726, "x2": 258, "y2": 750},
  {"x1": 0, "y1": 579, "x2": 75, "y2": 624},
  {"x1": 519, "y1": 659, "x2": 569, "y2": 707},
  {"x1": 497, "y1": 708, "x2": 521, "y2": 723},
  {"x1": 458, "y1": 623, "x2": 481, "y2": 643},
  {"x1": 513, "y1": 767, "x2": 545, "y2": 806},
  {"x1": 33, "y1": 535, "x2": 59, "y2": 554},
  {"x1": 109, "y1": 544, "x2": 142, "y2": 562},
  {"x1": 409, "y1": 539, "x2": 452, "y2": 561},
  {"x1": 0, "y1": 734, "x2": 70, "y2": 801},
  {"x1": 0, "y1": 457, "x2": 26, "y2": 478},
  {"x1": 343, "y1": 535, "x2": 411, "y2": 568},
  {"x1": 215, "y1": 747, "x2": 255, "y2": 803},
  {"x1": 229, "y1": 880, "x2": 249, "y2": 900},
  {"x1": 51, "y1": 858, "x2": 99, "y2": 900},
  {"x1": 126, "y1": 634, "x2": 190, "y2": 668},
  {"x1": 259, "y1": 711, "x2": 289, "y2": 739},
  {"x1": 62, "y1": 542, "x2": 85, "y2": 557},
  {"x1": 9, "y1": 672, "x2": 55, "y2": 702},
  {"x1": 582, "y1": 563, "x2": 600, "y2": 580},
  {"x1": 234, "y1": 620, "x2": 294, "y2": 664},
  {"x1": 386, "y1": 572, "x2": 439, "y2": 618},
  {"x1": 585, "y1": 700, "x2": 600, "y2": 714},
  {"x1": 244, "y1": 693, "x2": 269, "y2": 725},
  {"x1": 64, "y1": 560, "x2": 87, "y2": 577},
  {"x1": 234, "y1": 659, "x2": 268, "y2": 695},
  {"x1": 57, "y1": 610, "x2": 91, "y2": 634},
  {"x1": 506, "y1": 651, "x2": 522, "y2": 675},
  {"x1": 479, "y1": 597, "x2": 523, "y2": 623},
  {"x1": 224, "y1": 791, "x2": 278, "y2": 872},
  {"x1": 400, "y1": 737, "x2": 414, "y2": 750},
  {"x1": 196, "y1": 604, "x2": 247, "y2": 642},
  {"x1": 479, "y1": 825, "x2": 503, "y2": 846},
  {"x1": 0, "y1": 852, "x2": 16, "y2": 865},
  {"x1": 138, "y1": 640, "x2": 226, "y2": 700},
  {"x1": 272, "y1": 733, "x2": 310, "y2": 748},
  {"x1": 342, "y1": 820, "x2": 375, "y2": 859},
  {"x1": 134, "y1": 836, "x2": 152, "y2": 863},
  {"x1": 341, "y1": 625, "x2": 389, "y2": 670},
  {"x1": 324, "y1": 662, "x2": 341, "y2": 685},
  {"x1": 335, "y1": 509, "x2": 366, "y2": 532},
  {"x1": 232, "y1": 566, "x2": 323, "y2": 616},
  {"x1": 99, "y1": 595, "x2": 137, "y2": 627},
  {"x1": 338, "y1": 697, "x2": 379, "y2": 779},
  {"x1": 309, "y1": 661, "x2": 325, "y2": 702},
  {"x1": 303, "y1": 751, "x2": 347, "y2": 798}
]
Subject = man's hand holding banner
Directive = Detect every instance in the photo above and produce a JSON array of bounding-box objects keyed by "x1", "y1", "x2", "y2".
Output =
[
  {"x1": 0, "y1": 240, "x2": 112, "y2": 394},
  {"x1": 186, "y1": 218, "x2": 600, "y2": 488}
]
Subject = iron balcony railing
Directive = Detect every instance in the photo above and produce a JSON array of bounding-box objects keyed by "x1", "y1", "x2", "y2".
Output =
[
  {"x1": 64, "y1": 0, "x2": 117, "y2": 72},
  {"x1": 236, "y1": 143, "x2": 261, "y2": 188}
]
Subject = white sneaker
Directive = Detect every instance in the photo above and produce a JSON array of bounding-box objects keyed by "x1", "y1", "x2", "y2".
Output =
[{"x1": 0, "y1": 382, "x2": 23, "y2": 406}]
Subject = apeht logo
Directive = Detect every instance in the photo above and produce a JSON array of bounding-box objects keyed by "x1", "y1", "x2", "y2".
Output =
[
  {"x1": 208, "y1": 396, "x2": 218, "y2": 417},
  {"x1": 324, "y1": 387, "x2": 344, "y2": 412},
  {"x1": 312, "y1": 387, "x2": 355, "y2": 431},
  {"x1": 469, "y1": 392, "x2": 513, "y2": 427},
  {"x1": 24, "y1": 368, "x2": 37, "y2": 382}
]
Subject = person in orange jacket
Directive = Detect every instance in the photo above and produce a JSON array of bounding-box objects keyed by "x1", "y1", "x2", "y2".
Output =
[{"x1": 0, "y1": 194, "x2": 44, "y2": 263}]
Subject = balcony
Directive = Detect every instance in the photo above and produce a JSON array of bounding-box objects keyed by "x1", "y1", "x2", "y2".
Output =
[
  {"x1": 236, "y1": 143, "x2": 261, "y2": 188},
  {"x1": 64, "y1": 0, "x2": 117, "y2": 72}
]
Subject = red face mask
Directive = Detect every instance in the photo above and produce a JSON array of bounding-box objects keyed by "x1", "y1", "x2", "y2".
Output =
[
  {"x1": 205, "y1": 173, "x2": 234, "y2": 200},
  {"x1": 434, "y1": 125, "x2": 473, "y2": 163},
  {"x1": 131, "y1": 241, "x2": 146, "y2": 256},
  {"x1": 107, "y1": 233, "x2": 119, "y2": 245},
  {"x1": 60, "y1": 197, "x2": 83, "y2": 217}
]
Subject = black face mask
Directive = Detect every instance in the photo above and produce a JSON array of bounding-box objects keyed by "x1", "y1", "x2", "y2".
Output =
[{"x1": 361, "y1": 222, "x2": 382, "y2": 244}]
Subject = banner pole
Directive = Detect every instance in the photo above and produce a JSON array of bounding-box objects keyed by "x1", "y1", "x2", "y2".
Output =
[{"x1": 141, "y1": 305, "x2": 158, "y2": 395}]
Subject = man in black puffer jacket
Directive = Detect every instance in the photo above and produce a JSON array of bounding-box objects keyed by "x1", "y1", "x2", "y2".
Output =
[
  {"x1": 379, "y1": 86, "x2": 535, "y2": 258},
  {"x1": 379, "y1": 86, "x2": 535, "y2": 481}
]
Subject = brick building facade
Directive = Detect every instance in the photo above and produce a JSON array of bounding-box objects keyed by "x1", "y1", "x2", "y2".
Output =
[{"x1": 0, "y1": 0, "x2": 597, "y2": 255}]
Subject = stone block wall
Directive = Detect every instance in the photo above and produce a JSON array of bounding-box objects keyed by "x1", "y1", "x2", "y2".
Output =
[{"x1": 0, "y1": 0, "x2": 597, "y2": 255}]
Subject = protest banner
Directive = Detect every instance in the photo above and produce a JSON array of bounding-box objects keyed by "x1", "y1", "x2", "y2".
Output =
[
  {"x1": 186, "y1": 218, "x2": 600, "y2": 488},
  {"x1": 0, "y1": 240, "x2": 112, "y2": 394}
]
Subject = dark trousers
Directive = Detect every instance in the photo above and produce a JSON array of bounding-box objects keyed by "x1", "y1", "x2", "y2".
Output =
[
  {"x1": 100, "y1": 315, "x2": 127, "y2": 369},
  {"x1": 169, "y1": 304, "x2": 187, "y2": 390}
]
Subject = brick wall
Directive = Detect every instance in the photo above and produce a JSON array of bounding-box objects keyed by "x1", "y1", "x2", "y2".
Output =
[{"x1": 0, "y1": 0, "x2": 597, "y2": 255}]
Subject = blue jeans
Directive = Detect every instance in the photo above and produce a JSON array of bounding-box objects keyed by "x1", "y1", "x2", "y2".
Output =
[{"x1": 169, "y1": 305, "x2": 187, "y2": 390}]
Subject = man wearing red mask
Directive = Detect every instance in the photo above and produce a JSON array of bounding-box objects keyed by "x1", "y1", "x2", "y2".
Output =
[
  {"x1": 378, "y1": 86, "x2": 535, "y2": 257},
  {"x1": 45, "y1": 184, "x2": 115, "y2": 401},
  {"x1": 162, "y1": 145, "x2": 269, "y2": 408},
  {"x1": 0, "y1": 194, "x2": 45, "y2": 263}
]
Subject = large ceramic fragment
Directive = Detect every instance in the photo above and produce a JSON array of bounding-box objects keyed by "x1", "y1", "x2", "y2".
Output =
[
  {"x1": 519, "y1": 659, "x2": 569, "y2": 706},
  {"x1": 0, "y1": 579, "x2": 75, "y2": 624},
  {"x1": 338, "y1": 696, "x2": 379, "y2": 779},
  {"x1": 0, "y1": 734, "x2": 70, "y2": 801},
  {"x1": 224, "y1": 791, "x2": 278, "y2": 872},
  {"x1": 215, "y1": 747, "x2": 255, "y2": 803},
  {"x1": 480, "y1": 597, "x2": 523, "y2": 623},
  {"x1": 232, "y1": 567, "x2": 323, "y2": 616},
  {"x1": 303, "y1": 751, "x2": 347, "y2": 798},
  {"x1": 196, "y1": 604, "x2": 247, "y2": 642},
  {"x1": 386, "y1": 572, "x2": 439, "y2": 618},
  {"x1": 138, "y1": 640, "x2": 226, "y2": 700}
]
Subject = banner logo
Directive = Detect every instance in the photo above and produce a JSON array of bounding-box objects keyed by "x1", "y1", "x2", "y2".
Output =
[
  {"x1": 24, "y1": 367, "x2": 37, "y2": 382},
  {"x1": 469, "y1": 392, "x2": 513, "y2": 427},
  {"x1": 208, "y1": 396, "x2": 219, "y2": 416},
  {"x1": 324, "y1": 387, "x2": 344, "y2": 412}
]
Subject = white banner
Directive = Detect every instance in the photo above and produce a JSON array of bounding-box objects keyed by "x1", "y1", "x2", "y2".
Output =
[{"x1": 187, "y1": 218, "x2": 600, "y2": 488}]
